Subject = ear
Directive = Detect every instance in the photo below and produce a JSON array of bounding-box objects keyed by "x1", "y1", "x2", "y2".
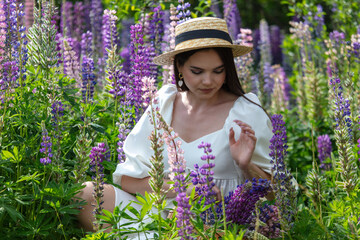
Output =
[{"x1": 176, "y1": 61, "x2": 182, "y2": 73}]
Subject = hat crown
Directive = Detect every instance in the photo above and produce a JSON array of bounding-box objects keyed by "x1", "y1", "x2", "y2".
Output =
[{"x1": 175, "y1": 17, "x2": 229, "y2": 36}]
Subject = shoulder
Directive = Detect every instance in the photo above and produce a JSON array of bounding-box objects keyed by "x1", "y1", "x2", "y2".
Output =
[
  {"x1": 227, "y1": 92, "x2": 271, "y2": 129},
  {"x1": 155, "y1": 83, "x2": 178, "y2": 112}
]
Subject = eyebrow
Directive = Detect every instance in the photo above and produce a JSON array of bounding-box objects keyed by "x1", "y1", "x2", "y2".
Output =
[{"x1": 190, "y1": 64, "x2": 225, "y2": 70}]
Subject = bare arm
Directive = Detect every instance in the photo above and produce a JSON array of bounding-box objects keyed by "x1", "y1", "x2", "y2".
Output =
[{"x1": 121, "y1": 175, "x2": 178, "y2": 198}]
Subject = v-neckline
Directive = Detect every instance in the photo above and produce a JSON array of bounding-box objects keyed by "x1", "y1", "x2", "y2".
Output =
[{"x1": 168, "y1": 93, "x2": 241, "y2": 144}]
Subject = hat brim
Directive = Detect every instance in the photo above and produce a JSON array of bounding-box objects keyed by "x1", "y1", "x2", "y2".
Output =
[{"x1": 153, "y1": 44, "x2": 253, "y2": 65}]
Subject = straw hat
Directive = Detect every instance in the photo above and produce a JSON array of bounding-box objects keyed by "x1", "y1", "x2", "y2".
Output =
[{"x1": 153, "y1": 17, "x2": 253, "y2": 65}]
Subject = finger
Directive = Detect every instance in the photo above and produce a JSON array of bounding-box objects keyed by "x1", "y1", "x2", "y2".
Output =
[
  {"x1": 246, "y1": 133, "x2": 257, "y2": 141},
  {"x1": 234, "y1": 120, "x2": 251, "y2": 128},
  {"x1": 241, "y1": 126, "x2": 255, "y2": 134},
  {"x1": 229, "y1": 127, "x2": 236, "y2": 145}
]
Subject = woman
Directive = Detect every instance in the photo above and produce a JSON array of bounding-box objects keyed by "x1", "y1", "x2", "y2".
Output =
[{"x1": 77, "y1": 17, "x2": 273, "y2": 232}]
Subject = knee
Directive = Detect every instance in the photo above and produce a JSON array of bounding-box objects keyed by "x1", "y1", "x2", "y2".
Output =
[{"x1": 75, "y1": 181, "x2": 94, "y2": 205}]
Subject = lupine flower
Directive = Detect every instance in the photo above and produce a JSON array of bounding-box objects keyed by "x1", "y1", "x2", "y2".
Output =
[
  {"x1": 117, "y1": 121, "x2": 129, "y2": 163},
  {"x1": 270, "y1": 114, "x2": 297, "y2": 231},
  {"x1": 259, "y1": 19, "x2": 272, "y2": 65},
  {"x1": 234, "y1": 28, "x2": 254, "y2": 93},
  {"x1": 329, "y1": 30, "x2": 345, "y2": 43},
  {"x1": 120, "y1": 47, "x2": 130, "y2": 74},
  {"x1": 81, "y1": 56, "x2": 96, "y2": 103},
  {"x1": 63, "y1": 39, "x2": 81, "y2": 84},
  {"x1": 330, "y1": 77, "x2": 352, "y2": 137},
  {"x1": 223, "y1": 0, "x2": 242, "y2": 39},
  {"x1": 270, "y1": 25, "x2": 283, "y2": 65},
  {"x1": 102, "y1": 9, "x2": 118, "y2": 58},
  {"x1": 350, "y1": 33, "x2": 360, "y2": 62},
  {"x1": 24, "y1": 0, "x2": 34, "y2": 30},
  {"x1": 329, "y1": 76, "x2": 358, "y2": 193},
  {"x1": 40, "y1": 123, "x2": 52, "y2": 165},
  {"x1": 128, "y1": 23, "x2": 151, "y2": 117},
  {"x1": 163, "y1": 126, "x2": 193, "y2": 239},
  {"x1": 119, "y1": 18, "x2": 133, "y2": 48},
  {"x1": 60, "y1": 1, "x2": 73, "y2": 36},
  {"x1": 145, "y1": 6, "x2": 164, "y2": 80},
  {"x1": 162, "y1": 4, "x2": 177, "y2": 85},
  {"x1": 313, "y1": 4, "x2": 325, "y2": 37},
  {"x1": 141, "y1": 76, "x2": 157, "y2": 108},
  {"x1": 190, "y1": 142, "x2": 216, "y2": 206},
  {"x1": 210, "y1": 0, "x2": 222, "y2": 18},
  {"x1": 358, "y1": 116, "x2": 360, "y2": 162},
  {"x1": 176, "y1": 0, "x2": 191, "y2": 24},
  {"x1": 81, "y1": 31, "x2": 93, "y2": 58},
  {"x1": 89, "y1": 0, "x2": 103, "y2": 56},
  {"x1": 225, "y1": 178, "x2": 271, "y2": 225},
  {"x1": 73, "y1": 2, "x2": 88, "y2": 41},
  {"x1": 249, "y1": 204, "x2": 281, "y2": 239},
  {"x1": 270, "y1": 65, "x2": 290, "y2": 113},
  {"x1": 89, "y1": 142, "x2": 107, "y2": 230},
  {"x1": 51, "y1": 101, "x2": 64, "y2": 126},
  {"x1": 263, "y1": 62, "x2": 274, "y2": 96},
  {"x1": 317, "y1": 134, "x2": 332, "y2": 170}
]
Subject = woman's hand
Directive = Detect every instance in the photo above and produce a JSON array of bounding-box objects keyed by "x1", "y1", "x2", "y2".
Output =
[
  {"x1": 229, "y1": 120, "x2": 257, "y2": 170},
  {"x1": 186, "y1": 183, "x2": 222, "y2": 202}
]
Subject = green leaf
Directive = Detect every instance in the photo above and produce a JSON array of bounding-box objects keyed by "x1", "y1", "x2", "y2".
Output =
[{"x1": 1, "y1": 150, "x2": 15, "y2": 161}]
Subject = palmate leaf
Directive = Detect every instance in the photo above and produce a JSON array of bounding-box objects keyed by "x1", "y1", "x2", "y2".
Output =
[{"x1": 0, "y1": 203, "x2": 24, "y2": 222}]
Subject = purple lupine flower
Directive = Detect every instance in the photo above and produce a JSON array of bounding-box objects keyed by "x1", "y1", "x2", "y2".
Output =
[
  {"x1": 40, "y1": 123, "x2": 53, "y2": 165},
  {"x1": 146, "y1": 6, "x2": 164, "y2": 80},
  {"x1": 117, "y1": 121, "x2": 129, "y2": 163},
  {"x1": 81, "y1": 56, "x2": 96, "y2": 103},
  {"x1": 270, "y1": 25, "x2": 283, "y2": 65},
  {"x1": 81, "y1": 31, "x2": 93, "y2": 58},
  {"x1": 330, "y1": 77, "x2": 352, "y2": 138},
  {"x1": 249, "y1": 204, "x2": 281, "y2": 238},
  {"x1": 120, "y1": 47, "x2": 130, "y2": 74},
  {"x1": 271, "y1": 65, "x2": 291, "y2": 112},
  {"x1": 51, "y1": 101, "x2": 64, "y2": 126},
  {"x1": 102, "y1": 9, "x2": 118, "y2": 58},
  {"x1": 190, "y1": 142, "x2": 216, "y2": 206},
  {"x1": 60, "y1": 1, "x2": 73, "y2": 36},
  {"x1": 329, "y1": 30, "x2": 345, "y2": 43},
  {"x1": 128, "y1": 23, "x2": 151, "y2": 117},
  {"x1": 210, "y1": 0, "x2": 222, "y2": 18},
  {"x1": 89, "y1": 0, "x2": 103, "y2": 56},
  {"x1": 223, "y1": 0, "x2": 242, "y2": 39},
  {"x1": 225, "y1": 178, "x2": 271, "y2": 225},
  {"x1": 263, "y1": 62, "x2": 274, "y2": 96},
  {"x1": 176, "y1": 0, "x2": 191, "y2": 24},
  {"x1": 317, "y1": 134, "x2": 332, "y2": 170},
  {"x1": 119, "y1": 18, "x2": 133, "y2": 48},
  {"x1": 73, "y1": 2, "x2": 87, "y2": 41},
  {"x1": 89, "y1": 142, "x2": 108, "y2": 228},
  {"x1": 313, "y1": 4, "x2": 325, "y2": 37},
  {"x1": 163, "y1": 129, "x2": 193, "y2": 239},
  {"x1": 270, "y1": 114, "x2": 296, "y2": 229},
  {"x1": 358, "y1": 116, "x2": 360, "y2": 162}
]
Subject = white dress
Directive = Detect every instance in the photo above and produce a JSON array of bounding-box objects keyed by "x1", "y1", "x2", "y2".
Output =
[{"x1": 111, "y1": 84, "x2": 273, "y2": 234}]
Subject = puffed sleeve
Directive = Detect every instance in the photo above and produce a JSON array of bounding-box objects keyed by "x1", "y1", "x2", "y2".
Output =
[
  {"x1": 224, "y1": 93, "x2": 273, "y2": 175},
  {"x1": 113, "y1": 84, "x2": 178, "y2": 186}
]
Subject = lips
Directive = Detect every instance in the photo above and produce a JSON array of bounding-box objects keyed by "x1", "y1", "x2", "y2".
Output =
[{"x1": 199, "y1": 88, "x2": 214, "y2": 93}]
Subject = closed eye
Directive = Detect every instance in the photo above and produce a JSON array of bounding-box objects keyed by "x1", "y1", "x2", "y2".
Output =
[
  {"x1": 214, "y1": 68, "x2": 225, "y2": 74},
  {"x1": 191, "y1": 70, "x2": 202, "y2": 74}
]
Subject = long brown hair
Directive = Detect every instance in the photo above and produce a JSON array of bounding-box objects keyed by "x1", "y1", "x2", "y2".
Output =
[{"x1": 173, "y1": 47, "x2": 270, "y2": 119}]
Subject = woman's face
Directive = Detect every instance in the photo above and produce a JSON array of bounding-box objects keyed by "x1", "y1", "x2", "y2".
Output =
[{"x1": 177, "y1": 49, "x2": 226, "y2": 99}]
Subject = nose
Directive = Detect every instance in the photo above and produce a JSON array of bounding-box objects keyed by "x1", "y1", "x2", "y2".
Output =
[{"x1": 201, "y1": 72, "x2": 212, "y2": 85}]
